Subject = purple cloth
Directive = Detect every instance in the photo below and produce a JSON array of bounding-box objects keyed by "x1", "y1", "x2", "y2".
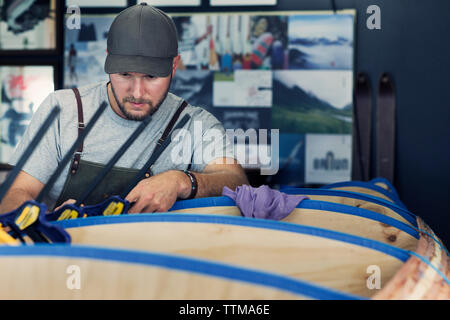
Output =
[{"x1": 222, "y1": 185, "x2": 308, "y2": 220}]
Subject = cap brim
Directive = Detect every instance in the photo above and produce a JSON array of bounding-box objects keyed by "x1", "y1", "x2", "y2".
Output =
[{"x1": 104, "y1": 54, "x2": 173, "y2": 77}]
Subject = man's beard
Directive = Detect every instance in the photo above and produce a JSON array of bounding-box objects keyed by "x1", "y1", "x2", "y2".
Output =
[{"x1": 110, "y1": 80, "x2": 171, "y2": 121}]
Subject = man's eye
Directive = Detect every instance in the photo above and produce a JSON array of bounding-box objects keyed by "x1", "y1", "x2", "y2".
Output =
[
  {"x1": 121, "y1": 73, "x2": 130, "y2": 77},
  {"x1": 146, "y1": 75, "x2": 155, "y2": 79}
]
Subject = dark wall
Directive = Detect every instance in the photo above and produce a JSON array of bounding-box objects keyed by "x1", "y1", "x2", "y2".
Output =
[{"x1": 273, "y1": 0, "x2": 450, "y2": 243}]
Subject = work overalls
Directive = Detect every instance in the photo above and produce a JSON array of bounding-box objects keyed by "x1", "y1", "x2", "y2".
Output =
[{"x1": 54, "y1": 87, "x2": 188, "y2": 208}]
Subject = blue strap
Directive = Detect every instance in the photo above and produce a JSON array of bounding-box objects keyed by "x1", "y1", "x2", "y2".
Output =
[
  {"x1": 281, "y1": 187, "x2": 414, "y2": 215},
  {"x1": 297, "y1": 199, "x2": 419, "y2": 239},
  {"x1": 369, "y1": 177, "x2": 401, "y2": 201},
  {"x1": 281, "y1": 188, "x2": 416, "y2": 224},
  {"x1": 321, "y1": 181, "x2": 408, "y2": 209}
]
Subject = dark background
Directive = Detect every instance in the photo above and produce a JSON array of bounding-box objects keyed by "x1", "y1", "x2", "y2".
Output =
[{"x1": 2, "y1": 0, "x2": 449, "y2": 244}]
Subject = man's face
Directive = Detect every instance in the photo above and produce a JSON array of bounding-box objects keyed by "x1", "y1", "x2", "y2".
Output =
[{"x1": 109, "y1": 71, "x2": 172, "y2": 121}]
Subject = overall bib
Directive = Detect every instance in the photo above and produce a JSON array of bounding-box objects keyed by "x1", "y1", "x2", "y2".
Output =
[{"x1": 54, "y1": 88, "x2": 188, "y2": 209}]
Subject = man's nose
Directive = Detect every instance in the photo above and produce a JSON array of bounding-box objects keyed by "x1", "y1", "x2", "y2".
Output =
[{"x1": 131, "y1": 78, "x2": 145, "y2": 99}]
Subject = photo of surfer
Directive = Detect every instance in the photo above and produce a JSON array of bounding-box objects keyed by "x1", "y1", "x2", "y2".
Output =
[
  {"x1": 287, "y1": 14, "x2": 354, "y2": 70},
  {"x1": 247, "y1": 15, "x2": 288, "y2": 70}
]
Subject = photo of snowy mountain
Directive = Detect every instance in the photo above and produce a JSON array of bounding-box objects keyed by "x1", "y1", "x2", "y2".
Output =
[{"x1": 288, "y1": 14, "x2": 354, "y2": 70}]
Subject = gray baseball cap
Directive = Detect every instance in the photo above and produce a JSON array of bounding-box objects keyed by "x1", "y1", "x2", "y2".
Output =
[{"x1": 104, "y1": 3, "x2": 178, "y2": 77}]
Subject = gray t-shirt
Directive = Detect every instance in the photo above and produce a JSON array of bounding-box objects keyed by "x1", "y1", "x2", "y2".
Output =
[{"x1": 10, "y1": 81, "x2": 234, "y2": 209}]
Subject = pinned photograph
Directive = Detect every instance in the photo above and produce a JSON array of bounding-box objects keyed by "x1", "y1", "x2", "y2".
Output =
[
  {"x1": 170, "y1": 70, "x2": 213, "y2": 113},
  {"x1": 269, "y1": 133, "x2": 305, "y2": 187},
  {"x1": 216, "y1": 107, "x2": 271, "y2": 131},
  {"x1": 0, "y1": 0, "x2": 56, "y2": 50},
  {"x1": 212, "y1": 14, "x2": 250, "y2": 72},
  {"x1": 305, "y1": 134, "x2": 352, "y2": 184},
  {"x1": 174, "y1": 14, "x2": 288, "y2": 72},
  {"x1": 213, "y1": 70, "x2": 272, "y2": 107},
  {"x1": 66, "y1": 0, "x2": 127, "y2": 7},
  {"x1": 288, "y1": 14, "x2": 354, "y2": 70},
  {"x1": 272, "y1": 70, "x2": 353, "y2": 134},
  {"x1": 0, "y1": 66, "x2": 54, "y2": 163},
  {"x1": 139, "y1": 0, "x2": 201, "y2": 6},
  {"x1": 173, "y1": 15, "x2": 211, "y2": 71},
  {"x1": 64, "y1": 15, "x2": 114, "y2": 88},
  {"x1": 210, "y1": 0, "x2": 277, "y2": 6},
  {"x1": 248, "y1": 15, "x2": 288, "y2": 70}
]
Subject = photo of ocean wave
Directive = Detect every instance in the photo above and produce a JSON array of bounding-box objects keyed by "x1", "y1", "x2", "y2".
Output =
[{"x1": 288, "y1": 14, "x2": 354, "y2": 70}]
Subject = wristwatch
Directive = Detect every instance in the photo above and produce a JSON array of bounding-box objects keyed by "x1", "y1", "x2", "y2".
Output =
[{"x1": 182, "y1": 170, "x2": 198, "y2": 199}]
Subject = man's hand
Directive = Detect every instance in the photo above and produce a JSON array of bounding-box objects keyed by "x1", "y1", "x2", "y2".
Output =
[
  {"x1": 52, "y1": 199, "x2": 77, "y2": 212},
  {"x1": 125, "y1": 170, "x2": 190, "y2": 214},
  {"x1": 124, "y1": 158, "x2": 248, "y2": 214}
]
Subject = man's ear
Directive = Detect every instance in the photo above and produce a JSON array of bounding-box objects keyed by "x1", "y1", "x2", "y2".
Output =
[{"x1": 172, "y1": 55, "x2": 181, "y2": 77}]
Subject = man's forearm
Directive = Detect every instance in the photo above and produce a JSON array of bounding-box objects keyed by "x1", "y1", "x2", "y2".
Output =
[
  {"x1": 0, "y1": 188, "x2": 35, "y2": 214},
  {"x1": 192, "y1": 169, "x2": 249, "y2": 198}
]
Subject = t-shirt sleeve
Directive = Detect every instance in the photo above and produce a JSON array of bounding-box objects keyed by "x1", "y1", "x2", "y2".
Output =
[
  {"x1": 189, "y1": 110, "x2": 236, "y2": 173},
  {"x1": 8, "y1": 93, "x2": 61, "y2": 185}
]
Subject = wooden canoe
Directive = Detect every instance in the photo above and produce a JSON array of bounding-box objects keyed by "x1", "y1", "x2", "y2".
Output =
[
  {"x1": 169, "y1": 196, "x2": 418, "y2": 251},
  {"x1": 53, "y1": 213, "x2": 449, "y2": 299}
]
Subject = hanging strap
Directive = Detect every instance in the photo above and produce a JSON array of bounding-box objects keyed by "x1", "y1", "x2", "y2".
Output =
[
  {"x1": 376, "y1": 73, "x2": 396, "y2": 183},
  {"x1": 143, "y1": 100, "x2": 188, "y2": 178},
  {"x1": 70, "y1": 88, "x2": 84, "y2": 175},
  {"x1": 352, "y1": 72, "x2": 372, "y2": 181}
]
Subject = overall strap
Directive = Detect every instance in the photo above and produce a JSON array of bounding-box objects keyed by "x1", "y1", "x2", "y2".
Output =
[
  {"x1": 143, "y1": 100, "x2": 188, "y2": 178},
  {"x1": 70, "y1": 87, "x2": 84, "y2": 175}
]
